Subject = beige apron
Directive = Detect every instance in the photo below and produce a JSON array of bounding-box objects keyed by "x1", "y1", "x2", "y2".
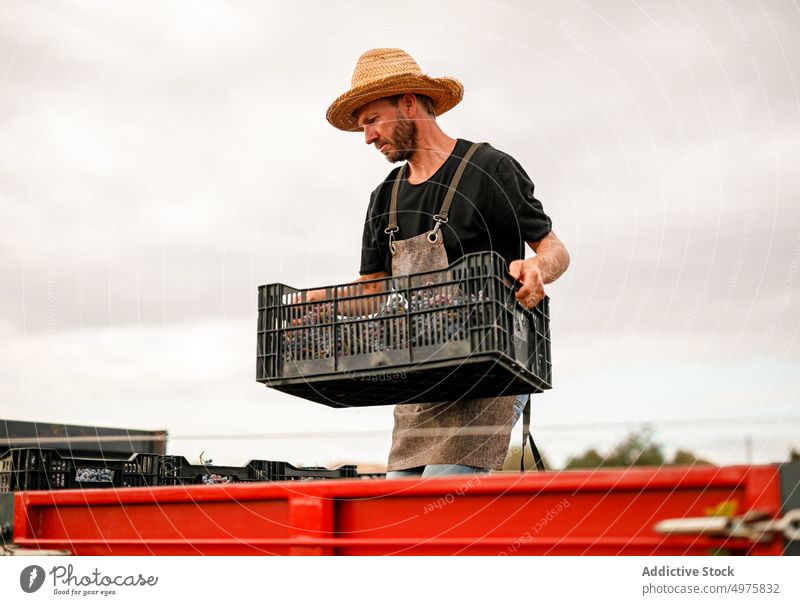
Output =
[{"x1": 385, "y1": 143, "x2": 518, "y2": 472}]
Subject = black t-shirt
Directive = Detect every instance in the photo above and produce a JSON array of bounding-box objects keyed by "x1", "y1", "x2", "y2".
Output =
[{"x1": 359, "y1": 138, "x2": 553, "y2": 275}]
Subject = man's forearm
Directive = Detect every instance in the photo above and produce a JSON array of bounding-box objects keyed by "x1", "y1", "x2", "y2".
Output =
[
  {"x1": 529, "y1": 233, "x2": 570, "y2": 284},
  {"x1": 304, "y1": 271, "x2": 388, "y2": 316},
  {"x1": 336, "y1": 272, "x2": 388, "y2": 315},
  {"x1": 353, "y1": 272, "x2": 388, "y2": 292}
]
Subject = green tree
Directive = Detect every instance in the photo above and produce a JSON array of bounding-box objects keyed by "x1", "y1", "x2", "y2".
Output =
[
  {"x1": 603, "y1": 427, "x2": 665, "y2": 466},
  {"x1": 670, "y1": 449, "x2": 713, "y2": 466},
  {"x1": 563, "y1": 448, "x2": 605, "y2": 470},
  {"x1": 564, "y1": 428, "x2": 716, "y2": 469},
  {"x1": 565, "y1": 427, "x2": 673, "y2": 469}
]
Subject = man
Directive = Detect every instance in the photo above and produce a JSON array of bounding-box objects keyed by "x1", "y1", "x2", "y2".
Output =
[{"x1": 325, "y1": 48, "x2": 570, "y2": 478}]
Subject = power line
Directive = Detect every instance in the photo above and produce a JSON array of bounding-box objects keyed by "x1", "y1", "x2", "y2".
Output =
[
  {"x1": 167, "y1": 415, "x2": 800, "y2": 441},
  {"x1": 2, "y1": 416, "x2": 797, "y2": 446}
]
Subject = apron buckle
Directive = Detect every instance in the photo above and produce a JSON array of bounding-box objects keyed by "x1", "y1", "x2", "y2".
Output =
[
  {"x1": 427, "y1": 215, "x2": 448, "y2": 243},
  {"x1": 385, "y1": 226, "x2": 399, "y2": 254}
]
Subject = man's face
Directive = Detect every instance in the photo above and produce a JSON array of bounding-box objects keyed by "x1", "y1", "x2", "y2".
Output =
[{"x1": 355, "y1": 98, "x2": 417, "y2": 163}]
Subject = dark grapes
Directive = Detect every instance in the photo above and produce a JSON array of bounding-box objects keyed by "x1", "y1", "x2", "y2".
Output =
[
  {"x1": 75, "y1": 467, "x2": 113, "y2": 483},
  {"x1": 201, "y1": 473, "x2": 231, "y2": 484},
  {"x1": 283, "y1": 287, "x2": 486, "y2": 361}
]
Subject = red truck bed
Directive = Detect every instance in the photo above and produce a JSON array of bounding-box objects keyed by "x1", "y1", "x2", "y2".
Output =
[{"x1": 12, "y1": 464, "x2": 795, "y2": 555}]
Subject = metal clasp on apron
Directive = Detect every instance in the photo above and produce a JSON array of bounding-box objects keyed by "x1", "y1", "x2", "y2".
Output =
[
  {"x1": 427, "y1": 214, "x2": 447, "y2": 243},
  {"x1": 384, "y1": 226, "x2": 398, "y2": 254}
]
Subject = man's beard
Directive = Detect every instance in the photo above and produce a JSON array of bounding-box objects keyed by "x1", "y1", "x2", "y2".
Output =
[{"x1": 380, "y1": 115, "x2": 417, "y2": 163}]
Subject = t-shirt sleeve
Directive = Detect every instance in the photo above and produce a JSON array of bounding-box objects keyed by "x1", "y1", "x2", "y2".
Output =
[
  {"x1": 359, "y1": 195, "x2": 384, "y2": 275},
  {"x1": 490, "y1": 155, "x2": 552, "y2": 243}
]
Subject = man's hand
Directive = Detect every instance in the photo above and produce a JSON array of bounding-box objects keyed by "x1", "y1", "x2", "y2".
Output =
[
  {"x1": 305, "y1": 288, "x2": 328, "y2": 303},
  {"x1": 508, "y1": 258, "x2": 546, "y2": 309},
  {"x1": 509, "y1": 231, "x2": 570, "y2": 309},
  {"x1": 291, "y1": 271, "x2": 390, "y2": 321}
]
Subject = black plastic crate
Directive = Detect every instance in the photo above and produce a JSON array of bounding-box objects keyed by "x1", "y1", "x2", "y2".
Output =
[
  {"x1": 264, "y1": 461, "x2": 358, "y2": 482},
  {"x1": 158, "y1": 456, "x2": 358, "y2": 485},
  {"x1": 257, "y1": 251, "x2": 552, "y2": 407},
  {"x1": 0, "y1": 448, "x2": 160, "y2": 492}
]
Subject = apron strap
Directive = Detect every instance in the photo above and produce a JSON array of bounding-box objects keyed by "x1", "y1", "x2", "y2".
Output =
[
  {"x1": 387, "y1": 142, "x2": 484, "y2": 244},
  {"x1": 436, "y1": 142, "x2": 482, "y2": 223},
  {"x1": 386, "y1": 164, "x2": 406, "y2": 234},
  {"x1": 520, "y1": 395, "x2": 547, "y2": 472}
]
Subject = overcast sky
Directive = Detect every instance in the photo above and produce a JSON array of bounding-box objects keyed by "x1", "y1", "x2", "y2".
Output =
[{"x1": 1, "y1": 0, "x2": 798, "y2": 468}]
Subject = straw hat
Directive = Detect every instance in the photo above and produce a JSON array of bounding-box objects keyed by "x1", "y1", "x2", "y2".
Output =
[{"x1": 326, "y1": 48, "x2": 464, "y2": 132}]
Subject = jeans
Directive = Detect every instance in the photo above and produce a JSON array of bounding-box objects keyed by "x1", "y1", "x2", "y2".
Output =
[
  {"x1": 386, "y1": 464, "x2": 490, "y2": 479},
  {"x1": 514, "y1": 393, "x2": 529, "y2": 424}
]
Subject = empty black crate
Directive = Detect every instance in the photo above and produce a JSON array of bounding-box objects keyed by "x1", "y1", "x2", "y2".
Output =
[
  {"x1": 257, "y1": 251, "x2": 552, "y2": 407},
  {"x1": 265, "y1": 461, "x2": 358, "y2": 482},
  {"x1": 158, "y1": 456, "x2": 357, "y2": 485},
  {"x1": 0, "y1": 448, "x2": 160, "y2": 492}
]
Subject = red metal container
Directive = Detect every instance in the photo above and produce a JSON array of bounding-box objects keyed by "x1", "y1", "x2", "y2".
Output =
[{"x1": 11, "y1": 465, "x2": 794, "y2": 555}]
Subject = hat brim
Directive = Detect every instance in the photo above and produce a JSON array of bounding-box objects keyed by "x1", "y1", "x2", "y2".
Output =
[{"x1": 326, "y1": 73, "x2": 464, "y2": 132}]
